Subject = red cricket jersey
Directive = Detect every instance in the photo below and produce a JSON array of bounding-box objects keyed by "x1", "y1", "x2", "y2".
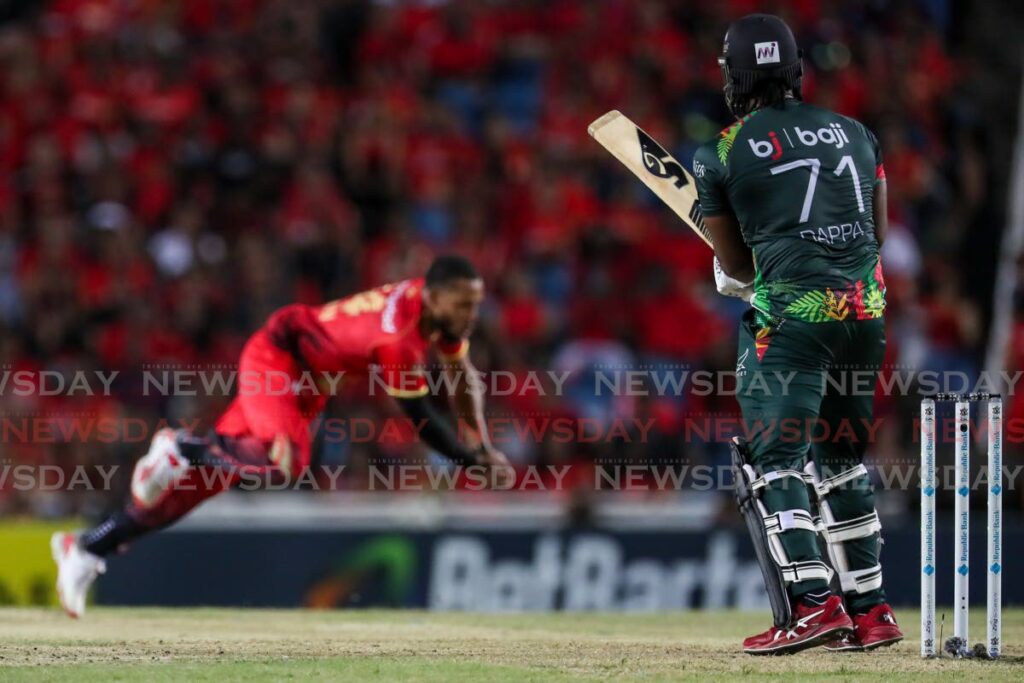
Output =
[{"x1": 263, "y1": 278, "x2": 469, "y2": 397}]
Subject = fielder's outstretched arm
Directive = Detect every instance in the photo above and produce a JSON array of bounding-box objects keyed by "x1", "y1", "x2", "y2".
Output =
[
  {"x1": 395, "y1": 394, "x2": 479, "y2": 466},
  {"x1": 440, "y1": 350, "x2": 513, "y2": 479},
  {"x1": 394, "y1": 350, "x2": 511, "y2": 482},
  {"x1": 441, "y1": 350, "x2": 492, "y2": 452}
]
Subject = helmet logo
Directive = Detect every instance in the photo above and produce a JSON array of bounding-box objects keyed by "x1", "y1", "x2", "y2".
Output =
[{"x1": 755, "y1": 41, "x2": 780, "y2": 65}]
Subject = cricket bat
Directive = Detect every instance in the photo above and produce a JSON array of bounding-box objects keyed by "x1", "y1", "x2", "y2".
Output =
[{"x1": 587, "y1": 110, "x2": 713, "y2": 248}]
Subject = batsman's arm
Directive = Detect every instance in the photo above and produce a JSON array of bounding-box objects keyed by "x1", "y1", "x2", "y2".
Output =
[
  {"x1": 866, "y1": 124, "x2": 887, "y2": 247},
  {"x1": 705, "y1": 212, "x2": 755, "y2": 283},
  {"x1": 693, "y1": 144, "x2": 754, "y2": 281},
  {"x1": 873, "y1": 177, "x2": 887, "y2": 247}
]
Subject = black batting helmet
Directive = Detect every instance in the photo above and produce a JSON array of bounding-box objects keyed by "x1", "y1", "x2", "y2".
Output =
[{"x1": 719, "y1": 14, "x2": 803, "y2": 118}]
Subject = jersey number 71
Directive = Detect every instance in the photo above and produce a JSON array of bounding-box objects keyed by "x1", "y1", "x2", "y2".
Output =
[{"x1": 769, "y1": 155, "x2": 866, "y2": 223}]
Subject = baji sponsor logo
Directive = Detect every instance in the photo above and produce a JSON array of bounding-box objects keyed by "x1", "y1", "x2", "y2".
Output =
[
  {"x1": 748, "y1": 122, "x2": 852, "y2": 159},
  {"x1": 794, "y1": 123, "x2": 851, "y2": 150}
]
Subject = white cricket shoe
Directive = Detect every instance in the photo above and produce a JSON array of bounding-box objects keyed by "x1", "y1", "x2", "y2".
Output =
[
  {"x1": 131, "y1": 427, "x2": 189, "y2": 509},
  {"x1": 51, "y1": 532, "x2": 106, "y2": 618}
]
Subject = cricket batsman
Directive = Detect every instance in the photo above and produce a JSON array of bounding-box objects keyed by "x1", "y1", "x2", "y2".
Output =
[
  {"x1": 694, "y1": 15, "x2": 903, "y2": 654},
  {"x1": 51, "y1": 255, "x2": 511, "y2": 617}
]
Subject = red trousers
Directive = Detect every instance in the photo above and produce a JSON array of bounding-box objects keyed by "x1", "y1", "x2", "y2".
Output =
[{"x1": 129, "y1": 330, "x2": 326, "y2": 528}]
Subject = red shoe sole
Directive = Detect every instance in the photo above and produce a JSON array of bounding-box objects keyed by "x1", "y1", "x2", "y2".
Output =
[
  {"x1": 861, "y1": 634, "x2": 903, "y2": 651},
  {"x1": 824, "y1": 640, "x2": 863, "y2": 652},
  {"x1": 744, "y1": 622, "x2": 854, "y2": 656},
  {"x1": 824, "y1": 634, "x2": 904, "y2": 653}
]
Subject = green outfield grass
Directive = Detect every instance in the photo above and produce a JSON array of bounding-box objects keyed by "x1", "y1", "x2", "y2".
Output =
[{"x1": 0, "y1": 607, "x2": 1021, "y2": 681}]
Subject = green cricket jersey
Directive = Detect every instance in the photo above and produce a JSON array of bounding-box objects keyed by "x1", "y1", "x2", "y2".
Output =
[{"x1": 693, "y1": 99, "x2": 886, "y2": 323}]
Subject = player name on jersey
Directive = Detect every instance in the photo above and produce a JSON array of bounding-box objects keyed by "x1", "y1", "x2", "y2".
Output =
[{"x1": 800, "y1": 221, "x2": 867, "y2": 245}]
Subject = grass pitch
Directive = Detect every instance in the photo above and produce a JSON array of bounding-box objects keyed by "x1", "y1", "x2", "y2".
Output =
[{"x1": 1, "y1": 607, "x2": 1022, "y2": 681}]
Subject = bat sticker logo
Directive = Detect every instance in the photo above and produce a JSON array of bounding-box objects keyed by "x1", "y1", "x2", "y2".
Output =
[{"x1": 637, "y1": 129, "x2": 689, "y2": 190}]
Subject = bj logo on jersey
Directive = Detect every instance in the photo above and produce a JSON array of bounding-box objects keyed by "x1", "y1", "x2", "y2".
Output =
[
  {"x1": 748, "y1": 132, "x2": 784, "y2": 160},
  {"x1": 748, "y1": 123, "x2": 852, "y2": 159}
]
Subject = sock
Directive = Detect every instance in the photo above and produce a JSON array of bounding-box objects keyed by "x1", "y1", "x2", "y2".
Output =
[
  {"x1": 798, "y1": 589, "x2": 833, "y2": 608},
  {"x1": 847, "y1": 589, "x2": 885, "y2": 615},
  {"x1": 80, "y1": 512, "x2": 149, "y2": 557}
]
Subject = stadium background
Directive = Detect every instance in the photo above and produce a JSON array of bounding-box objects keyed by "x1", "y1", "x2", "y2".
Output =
[{"x1": 0, "y1": 0, "x2": 1022, "y2": 611}]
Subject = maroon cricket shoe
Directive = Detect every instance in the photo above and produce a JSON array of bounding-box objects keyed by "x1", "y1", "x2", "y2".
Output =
[
  {"x1": 823, "y1": 603, "x2": 904, "y2": 652},
  {"x1": 743, "y1": 595, "x2": 854, "y2": 656}
]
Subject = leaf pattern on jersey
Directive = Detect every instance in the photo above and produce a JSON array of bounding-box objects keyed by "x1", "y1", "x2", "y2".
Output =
[
  {"x1": 783, "y1": 284, "x2": 883, "y2": 322},
  {"x1": 765, "y1": 280, "x2": 800, "y2": 298},
  {"x1": 781, "y1": 288, "x2": 849, "y2": 322},
  {"x1": 716, "y1": 111, "x2": 759, "y2": 165},
  {"x1": 770, "y1": 258, "x2": 886, "y2": 323},
  {"x1": 754, "y1": 325, "x2": 774, "y2": 361},
  {"x1": 855, "y1": 260, "x2": 886, "y2": 319},
  {"x1": 784, "y1": 290, "x2": 830, "y2": 322},
  {"x1": 753, "y1": 307, "x2": 775, "y2": 328},
  {"x1": 716, "y1": 127, "x2": 739, "y2": 166},
  {"x1": 845, "y1": 278, "x2": 886, "y2": 320},
  {"x1": 863, "y1": 286, "x2": 885, "y2": 318},
  {"x1": 846, "y1": 280, "x2": 866, "y2": 319},
  {"x1": 873, "y1": 259, "x2": 885, "y2": 288},
  {"x1": 824, "y1": 288, "x2": 849, "y2": 320}
]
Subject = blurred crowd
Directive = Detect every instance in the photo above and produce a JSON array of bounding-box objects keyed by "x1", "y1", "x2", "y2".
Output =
[{"x1": 0, "y1": 0, "x2": 1017, "y2": 517}]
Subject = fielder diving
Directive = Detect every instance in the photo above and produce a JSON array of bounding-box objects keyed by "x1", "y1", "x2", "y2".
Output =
[
  {"x1": 695, "y1": 14, "x2": 903, "y2": 654},
  {"x1": 51, "y1": 255, "x2": 511, "y2": 618}
]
